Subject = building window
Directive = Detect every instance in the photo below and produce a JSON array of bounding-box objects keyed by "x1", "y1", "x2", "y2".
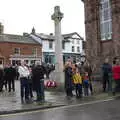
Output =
[
  {"x1": 77, "y1": 47, "x2": 80, "y2": 52},
  {"x1": 14, "y1": 48, "x2": 20, "y2": 55},
  {"x1": 72, "y1": 40, "x2": 74, "y2": 44},
  {"x1": 72, "y1": 46, "x2": 75, "y2": 52},
  {"x1": 100, "y1": 0, "x2": 112, "y2": 40},
  {"x1": 49, "y1": 41, "x2": 53, "y2": 49},
  {"x1": 62, "y1": 42, "x2": 65, "y2": 50},
  {"x1": 32, "y1": 48, "x2": 37, "y2": 55},
  {"x1": 77, "y1": 40, "x2": 80, "y2": 44}
]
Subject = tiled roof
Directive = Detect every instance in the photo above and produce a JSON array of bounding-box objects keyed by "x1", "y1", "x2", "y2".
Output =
[
  {"x1": 32, "y1": 32, "x2": 83, "y2": 41},
  {"x1": 30, "y1": 34, "x2": 42, "y2": 44},
  {"x1": 63, "y1": 32, "x2": 84, "y2": 40},
  {"x1": 36, "y1": 33, "x2": 55, "y2": 40},
  {"x1": 0, "y1": 34, "x2": 40, "y2": 44}
]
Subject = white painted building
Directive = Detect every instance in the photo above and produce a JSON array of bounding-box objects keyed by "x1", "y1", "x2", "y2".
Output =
[{"x1": 30, "y1": 31, "x2": 84, "y2": 64}]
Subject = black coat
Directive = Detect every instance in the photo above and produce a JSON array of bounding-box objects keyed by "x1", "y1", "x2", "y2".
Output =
[
  {"x1": 0, "y1": 68, "x2": 4, "y2": 81},
  {"x1": 32, "y1": 65, "x2": 46, "y2": 89},
  {"x1": 102, "y1": 63, "x2": 112, "y2": 75},
  {"x1": 64, "y1": 66, "x2": 73, "y2": 89},
  {"x1": 4, "y1": 67, "x2": 16, "y2": 81}
]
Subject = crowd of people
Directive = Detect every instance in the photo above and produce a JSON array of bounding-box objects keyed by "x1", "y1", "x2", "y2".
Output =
[
  {"x1": 64, "y1": 60, "x2": 93, "y2": 98},
  {"x1": 102, "y1": 57, "x2": 120, "y2": 96},
  {"x1": 0, "y1": 57, "x2": 120, "y2": 103},
  {"x1": 18, "y1": 61, "x2": 56, "y2": 103},
  {"x1": 0, "y1": 64, "x2": 17, "y2": 92},
  {"x1": 18, "y1": 61, "x2": 47, "y2": 103},
  {"x1": 64, "y1": 57, "x2": 120, "y2": 99},
  {"x1": 0, "y1": 61, "x2": 55, "y2": 103}
]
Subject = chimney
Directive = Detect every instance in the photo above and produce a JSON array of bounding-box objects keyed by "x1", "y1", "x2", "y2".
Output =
[
  {"x1": 0, "y1": 23, "x2": 4, "y2": 34},
  {"x1": 50, "y1": 33, "x2": 53, "y2": 36},
  {"x1": 23, "y1": 32, "x2": 29, "y2": 37},
  {"x1": 31, "y1": 27, "x2": 35, "y2": 34}
]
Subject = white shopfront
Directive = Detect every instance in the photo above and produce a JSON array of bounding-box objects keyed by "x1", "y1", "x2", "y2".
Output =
[{"x1": 9, "y1": 55, "x2": 42, "y2": 66}]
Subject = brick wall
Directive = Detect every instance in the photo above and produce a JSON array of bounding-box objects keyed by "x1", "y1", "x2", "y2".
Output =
[
  {"x1": 112, "y1": 0, "x2": 120, "y2": 56},
  {"x1": 83, "y1": 0, "x2": 120, "y2": 74},
  {"x1": 0, "y1": 42, "x2": 42, "y2": 64},
  {"x1": 84, "y1": 0, "x2": 101, "y2": 72}
]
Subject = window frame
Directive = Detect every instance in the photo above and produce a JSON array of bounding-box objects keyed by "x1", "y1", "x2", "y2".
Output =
[
  {"x1": 72, "y1": 46, "x2": 75, "y2": 52},
  {"x1": 77, "y1": 40, "x2": 80, "y2": 44},
  {"x1": 100, "y1": 0, "x2": 112, "y2": 40},
  {"x1": 62, "y1": 42, "x2": 65, "y2": 50},
  {"x1": 32, "y1": 47, "x2": 37, "y2": 55},
  {"x1": 14, "y1": 48, "x2": 20, "y2": 55},
  {"x1": 49, "y1": 41, "x2": 53, "y2": 49},
  {"x1": 77, "y1": 46, "x2": 80, "y2": 52}
]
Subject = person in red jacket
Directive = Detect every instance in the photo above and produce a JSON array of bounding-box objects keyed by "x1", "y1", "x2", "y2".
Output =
[{"x1": 112, "y1": 58, "x2": 120, "y2": 95}]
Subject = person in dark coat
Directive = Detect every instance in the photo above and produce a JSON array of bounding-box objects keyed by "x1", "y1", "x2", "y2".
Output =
[
  {"x1": 3, "y1": 65, "x2": 9, "y2": 90},
  {"x1": 64, "y1": 62, "x2": 73, "y2": 97},
  {"x1": 15, "y1": 65, "x2": 19, "y2": 80},
  {"x1": 102, "y1": 58, "x2": 112, "y2": 92},
  {"x1": 28, "y1": 66, "x2": 33, "y2": 99},
  {"x1": 32, "y1": 61, "x2": 46, "y2": 101},
  {"x1": 45, "y1": 64, "x2": 51, "y2": 79},
  {"x1": 0, "y1": 65, "x2": 4, "y2": 92},
  {"x1": 5, "y1": 65, "x2": 16, "y2": 92}
]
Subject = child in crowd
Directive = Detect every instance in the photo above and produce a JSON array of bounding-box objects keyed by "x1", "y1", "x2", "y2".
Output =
[
  {"x1": 73, "y1": 68, "x2": 82, "y2": 98},
  {"x1": 83, "y1": 72, "x2": 89, "y2": 96}
]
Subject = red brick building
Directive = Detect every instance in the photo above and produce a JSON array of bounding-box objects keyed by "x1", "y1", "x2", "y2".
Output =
[
  {"x1": 0, "y1": 23, "x2": 42, "y2": 66},
  {"x1": 82, "y1": 0, "x2": 120, "y2": 72}
]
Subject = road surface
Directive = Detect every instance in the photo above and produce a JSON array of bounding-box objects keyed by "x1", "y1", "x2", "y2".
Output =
[{"x1": 0, "y1": 98, "x2": 120, "y2": 120}]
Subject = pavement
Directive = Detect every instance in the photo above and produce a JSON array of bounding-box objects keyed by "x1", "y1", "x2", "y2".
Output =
[
  {"x1": 0, "y1": 80, "x2": 119, "y2": 115},
  {"x1": 1, "y1": 98, "x2": 120, "y2": 120}
]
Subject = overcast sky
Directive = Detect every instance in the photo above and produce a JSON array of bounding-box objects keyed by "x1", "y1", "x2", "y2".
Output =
[{"x1": 0, "y1": 0, "x2": 85, "y2": 38}]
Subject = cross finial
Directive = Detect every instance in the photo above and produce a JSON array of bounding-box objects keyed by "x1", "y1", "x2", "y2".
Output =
[{"x1": 51, "y1": 6, "x2": 64, "y2": 22}]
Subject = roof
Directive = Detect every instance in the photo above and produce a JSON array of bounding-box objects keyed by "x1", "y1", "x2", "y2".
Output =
[
  {"x1": 0, "y1": 34, "x2": 40, "y2": 44},
  {"x1": 63, "y1": 32, "x2": 84, "y2": 40},
  {"x1": 31, "y1": 32, "x2": 83, "y2": 42},
  {"x1": 30, "y1": 34, "x2": 42, "y2": 44},
  {"x1": 36, "y1": 33, "x2": 55, "y2": 41}
]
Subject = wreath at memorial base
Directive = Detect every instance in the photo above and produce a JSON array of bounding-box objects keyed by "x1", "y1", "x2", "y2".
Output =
[{"x1": 44, "y1": 80, "x2": 57, "y2": 89}]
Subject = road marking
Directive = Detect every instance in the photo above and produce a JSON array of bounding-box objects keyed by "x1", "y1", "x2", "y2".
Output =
[{"x1": 0, "y1": 98, "x2": 114, "y2": 118}]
